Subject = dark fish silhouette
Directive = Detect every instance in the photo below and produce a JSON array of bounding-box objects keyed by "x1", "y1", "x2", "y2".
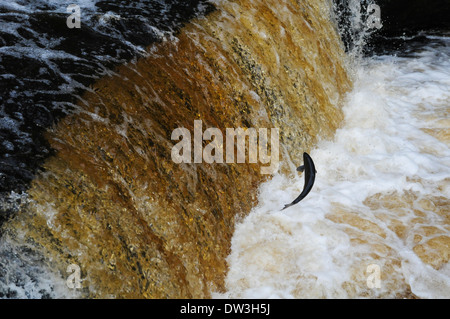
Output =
[{"x1": 282, "y1": 152, "x2": 316, "y2": 210}]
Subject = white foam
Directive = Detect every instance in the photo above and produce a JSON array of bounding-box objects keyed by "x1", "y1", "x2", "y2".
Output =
[{"x1": 218, "y1": 36, "x2": 450, "y2": 299}]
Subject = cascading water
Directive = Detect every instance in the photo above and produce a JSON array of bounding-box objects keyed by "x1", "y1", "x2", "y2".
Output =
[
  {"x1": 214, "y1": 1, "x2": 450, "y2": 299},
  {"x1": 216, "y1": 36, "x2": 450, "y2": 298},
  {"x1": 0, "y1": 0, "x2": 351, "y2": 298},
  {"x1": 0, "y1": 0, "x2": 448, "y2": 299}
]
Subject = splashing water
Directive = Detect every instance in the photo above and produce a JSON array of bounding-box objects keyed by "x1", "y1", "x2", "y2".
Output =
[
  {"x1": 0, "y1": 0, "x2": 214, "y2": 196},
  {"x1": 1, "y1": 0, "x2": 448, "y2": 299},
  {"x1": 216, "y1": 35, "x2": 450, "y2": 299},
  {"x1": 1, "y1": 0, "x2": 352, "y2": 298}
]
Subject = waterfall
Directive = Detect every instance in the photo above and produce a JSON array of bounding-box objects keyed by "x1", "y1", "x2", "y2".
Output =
[
  {"x1": 0, "y1": 0, "x2": 351, "y2": 298},
  {"x1": 2, "y1": 0, "x2": 447, "y2": 299}
]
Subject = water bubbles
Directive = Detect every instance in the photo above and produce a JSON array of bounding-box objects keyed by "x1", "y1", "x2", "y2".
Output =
[{"x1": 221, "y1": 35, "x2": 450, "y2": 299}]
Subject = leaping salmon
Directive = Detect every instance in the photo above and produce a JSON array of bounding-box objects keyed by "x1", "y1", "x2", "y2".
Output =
[{"x1": 282, "y1": 152, "x2": 316, "y2": 211}]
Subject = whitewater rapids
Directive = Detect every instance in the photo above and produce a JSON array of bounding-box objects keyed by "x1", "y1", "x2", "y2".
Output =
[{"x1": 217, "y1": 35, "x2": 450, "y2": 299}]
